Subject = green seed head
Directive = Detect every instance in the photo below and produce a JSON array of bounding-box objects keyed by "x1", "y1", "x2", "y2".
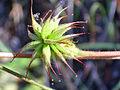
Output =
[{"x1": 13, "y1": 0, "x2": 87, "y2": 83}]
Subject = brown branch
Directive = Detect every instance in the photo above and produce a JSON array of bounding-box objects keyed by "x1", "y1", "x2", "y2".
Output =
[
  {"x1": 0, "y1": 51, "x2": 120, "y2": 59},
  {"x1": 78, "y1": 51, "x2": 120, "y2": 59}
]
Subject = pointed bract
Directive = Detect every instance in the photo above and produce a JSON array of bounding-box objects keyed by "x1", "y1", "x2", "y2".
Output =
[
  {"x1": 11, "y1": 41, "x2": 41, "y2": 62},
  {"x1": 27, "y1": 27, "x2": 41, "y2": 40},
  {"x1": 60, "y1": 33, "x2": 86, "y2": 40},
  {"x1": 42, "y1": 44, "x2": 51, "y2": 64},
  {"x1": 31, "y1": 0, "x2": 42, "y2": 38},
  {"x1": 25, "y1": 45, "x2": 42, "y2": 78}
]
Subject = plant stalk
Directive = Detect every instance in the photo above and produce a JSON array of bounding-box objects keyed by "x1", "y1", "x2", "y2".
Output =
[
  {"x1": 0, "y1": 51, "x2": 120, "y2": 89},
  {"x1": 0, "y1": 65, "x2": 53, "y2": 90},
  {"x1": 78, "y1": 51, "x2": 120, "y2": 59},
  {"x1": 0, "y1": 51, "x2": 120, "y2": 59}
]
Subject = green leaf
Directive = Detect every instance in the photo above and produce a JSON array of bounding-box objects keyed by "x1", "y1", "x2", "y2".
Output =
[
  {"x1": 108, "y1": 21, "x2": 115, "y2": 41},
  {"x1": 113, "y1": 81, "x2": 120, "y2": 90},
  {"x1": 0, "y1": 40, "x2": 11, "y2": 52},
  {"x1": 90, "y1": 2, "x2": 107, "y2": 22}
]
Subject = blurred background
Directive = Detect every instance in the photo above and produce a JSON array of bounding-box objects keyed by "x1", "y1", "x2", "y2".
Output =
[{"x1": 0, "y1": 0, "x2": 120, "y2": 90}]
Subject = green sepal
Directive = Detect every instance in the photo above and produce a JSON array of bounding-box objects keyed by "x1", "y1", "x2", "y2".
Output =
[
  {"x1": 11, "y1": 41, "x2": 42, "y2": 62},
  {"x1": 41, "y1": 17, "x2": 52, "y2": 39},
  {"x1": 25, "y1": 44, "x2": 43, "y2": 78},
  {"x1": 31, "y1": 0, "x2": 42, "y2": 38},
  {"x1": 48, "y1": 6, "x2": 70, "y2": 31},
  {"x1": 50, "y1": 15, "x2": 66, "y2": 30},
  {"x1": 50, "y1": 44, "x2": 77, "y2": 77},
  {"x1": 40, "y1": 4, "x2": 68, "y2": 37},
  {"x1": 48, "y1": 24, "x2": 72, "y2": 40},
  {"x1": 19, "y1": 41, "x2": 42, "y2": 52},
  {"x1": 33, "y1": 44, "x2": 43, "y2": 59},
  {"x1": 42, "y1": 44, "x2": 51, "y2": 64},
  {"x1": 59, "y1": 43, "x2": 80, "y2": 58},
  {"x1": 27, "y1": 44, "x2": 43, "y2": 65},
  {"x1": 44, "y1": 39, "x2": 69, "y2": 45},
  {"x1": 50, "y1": 44, "x2": 66, "y2": 63},
  {"x1": 32, "y1": 15, "x2": 42, "y2": 37},
  {"x1": 49, "y1": 18, "x2": 61, "y2": 30},
  {"x1": 44, "y1": 39, "x2": 58, "y2": 44},
  {"x1": 54, "y1": 6, "x2": 69, "y2": 20},
  {"x1": 51, "y1": 50, "x2": 56, "y2": 62},
  {"x1": 27, "y1": 27, "x2": 42, "y2": 41},
  {"x1": 54, "y1": 44, "x2": 68, "y2": 54},
  {"x1": 59, "y1": 33, "x2": 83, "y2": 41}
]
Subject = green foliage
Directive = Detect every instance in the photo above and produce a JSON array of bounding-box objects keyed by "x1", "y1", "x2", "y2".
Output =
[
  {"x1": 23, "y1": 84, "x2": 42, "y2": 90},
  {"x1": 89, "y1": 2, "x2": 107, "y2": 23},
  {"x1": 0, "y1": 41, "x2": 11, "y2": 52},
  {"x1": 108, "y1": 21, "x2": 115, "y2": 41},
  {"x1": 113, "y1": 81, "x2": 120, "y2": 90}
]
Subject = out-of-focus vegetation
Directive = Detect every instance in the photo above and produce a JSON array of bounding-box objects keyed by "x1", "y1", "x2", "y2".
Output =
[{"x1": 0, "y1": 0, "x2": 120, "y2": 90}]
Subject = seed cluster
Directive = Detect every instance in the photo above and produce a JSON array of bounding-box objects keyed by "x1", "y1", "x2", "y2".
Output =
[{"x1": 12, "y1": 0, "x2": 87, "y2": 84}]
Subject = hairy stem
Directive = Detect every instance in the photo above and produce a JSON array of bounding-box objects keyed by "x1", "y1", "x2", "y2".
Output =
[
  {"x1": 0, "y1": 65, "x2": 53, "y2": 90},
  {"x1": 0, "y1": 51, "x2": 120, "y2": 59},
  {"x1": 78, "y1": 50, "x2": 120, "y2": 59}
]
